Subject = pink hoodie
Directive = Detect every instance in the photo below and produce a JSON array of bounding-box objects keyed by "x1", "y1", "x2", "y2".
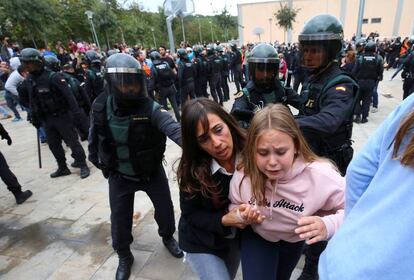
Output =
[{"x1": 229, "y1": 158, "x2": 345, "y2": 243}]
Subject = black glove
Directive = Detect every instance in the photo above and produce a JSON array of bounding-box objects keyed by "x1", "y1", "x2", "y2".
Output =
[
  {"x1": 1, "y1": 134, "x2": 12, "y2": 145},
  {"x1": 0, "y1": 125, "x2": 12, "y2": 145}
]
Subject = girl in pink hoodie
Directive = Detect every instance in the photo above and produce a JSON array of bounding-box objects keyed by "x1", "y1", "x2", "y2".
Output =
[{"x1": 229, "y1": 104, "x2": 344, "y2": 280}]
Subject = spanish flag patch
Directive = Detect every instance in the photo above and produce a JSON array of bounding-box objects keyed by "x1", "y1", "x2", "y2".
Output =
[{"x1": 335, "y1": 86, "x2": 346, "y2": 92}]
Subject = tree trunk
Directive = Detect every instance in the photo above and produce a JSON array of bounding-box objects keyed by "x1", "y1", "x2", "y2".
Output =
[{"x1": 105, "y1": 29, "x2": 110, "y2": 51}]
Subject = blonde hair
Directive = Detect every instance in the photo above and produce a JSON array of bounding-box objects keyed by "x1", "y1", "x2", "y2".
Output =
[{"x1": 240, "y1": 104, "x2": 321, "y2": 205}]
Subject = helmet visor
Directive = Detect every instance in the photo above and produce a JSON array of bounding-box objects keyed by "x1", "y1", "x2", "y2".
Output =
[
  {"x1": 107, "y1": 69, "x2": 145, "y2": 99},
  {"x1": 248, "y1": 62, "x2": 279, "y2": 88}
]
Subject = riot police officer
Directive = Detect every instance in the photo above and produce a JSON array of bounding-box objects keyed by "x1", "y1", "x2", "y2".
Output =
[
  {"x1": 217, "y1": 45, "x2": 230, "y2": 101},
  {"x1": 177, "y1": 48, "x2": 195, "y2": 106},
  {"x1": 401, "y1": 38, "x2": 414, "y2": 99},
  {"x1": 88, "y1": 53, "x2": 183, "y2": 280},
  {"x1": 193, "y1": 45, "x2": 209, "y2": 98},
  {"x1": 230, "y1": 43, "x2": 243, "y2": 93},
  {"x1": 206, "y1": 44, "x2": 224, "y2": 105},
  {"x1": 293, "y1": 14, "x2": 359, "y2": 280},
  {"x1": 150, "y1": 51, "x2": 180, "y2": 121},
  {"x1": 231, "y1": 43, "x2": 286, "y2": 128},
  {"x1": 21, "y1": 48, "x2": 90, "y2": 179},
  {"x1": 84, "y1": 50, "x2": 104, "y2": 103},
  {"x1": 352, "y1": 41, "x2": 383, "y2": 123},
  {"x1": 62, "y1": 64, "x2": 91, "y2": 140}
]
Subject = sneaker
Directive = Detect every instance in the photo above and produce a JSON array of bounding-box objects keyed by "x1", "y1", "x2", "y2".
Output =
[
  {"x1": 361, "y1": 118, "x2": 368, "y2": 123},
  {"x1": 162, "y1": 237, "x2": 184, "y2": 258},
  {"x1": 353, "y1": 116, "x2": 361, "y2": 123},
  {"x1": 371, "y1": 107, "x2": 378, "y2": 113},
  {"x1": 50, "y1": 168, "x2": 71, "y2": 178},
  {"x1": 12, "y1": 117, "x2": 22, "y2": 122},
  {"x1": 14, "y1": 190, "x2": 33, "y2": 204}
]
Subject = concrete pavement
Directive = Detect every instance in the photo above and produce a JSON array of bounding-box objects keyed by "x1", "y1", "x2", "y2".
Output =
[{"x1": 0, "y1": 70, "x2": 405, "y2": 279}]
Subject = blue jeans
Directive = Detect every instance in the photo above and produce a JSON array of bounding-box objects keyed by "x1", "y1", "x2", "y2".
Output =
[
  {"x1": 240, "y1": 226, "x2": 304, "y2": 280},
  {"x1": 372, "y1": 84, "x2": 378, "y2": 108},
  {"x1": 185, "y1": 238, "x2": 240, "y2": 280},
  {"x1": 4, "y1": 91, "x2": 21, "y2": 119},
  {"x1": 0, "y1": 105, "x2": 10, "y2": 117}
]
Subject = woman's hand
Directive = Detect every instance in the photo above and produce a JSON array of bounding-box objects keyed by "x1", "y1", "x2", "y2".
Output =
[{"x1": 295, "y1": 216, "x2": 327, "y2": 245}]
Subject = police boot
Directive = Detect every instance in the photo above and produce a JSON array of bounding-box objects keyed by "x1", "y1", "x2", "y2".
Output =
[
  {"x1": 116, "y1": 250, "x2": 134, "y2": 280},
  {"x1": 13, "y1": 190, "x2": 33, "y2": 204},
  {"x1": 162, "y1": 236, "x2": 184, "y2": 258},
  {"x1": 297, "y1": 259, "x2": 319, "y2": 280},
  {"x1": 50, "y1": 167, "x2": 71, "y2": 178},
  {"x1": 80, "y1": 165, "x2": 90, "y2": 179}
]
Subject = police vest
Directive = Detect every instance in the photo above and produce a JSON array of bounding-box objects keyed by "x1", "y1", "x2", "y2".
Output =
[
  {"x1": 32, "y1": 70, "x2": 68, "y2": 116},
  {"x1": 88, "y1": 68, "x2": 104, "y2": 100},
  {"x1": 243, "y1": 80, "x2": 286, "y2": 107},
  {"x1": 62, "y1": 73, "x2": 88, "y2": 109},
  {"x1": 221, "y1": 55, "x2": 230, "y2": 73},
  {"x1": 212, "y1": 56, "x2": 222, "y2": 74},
  {"x1": 179, "y1": 60, "x2": 194, "y2": 82},
  {"x1": 92, "y1": 92, "x2": 166, "y2": 177},
  {"x1": 154, "y1": 61, "x2": 174, "y2": 87},
  {"x1": 356, "y1": 54, "x2": 380, "y2": 80},
  {"x1": 199, "y1": 57, "x2": 208, "y2": 77}
]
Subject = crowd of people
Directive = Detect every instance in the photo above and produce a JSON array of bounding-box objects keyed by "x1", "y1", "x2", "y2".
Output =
[{"x1": 0, "y1": 12, "x2": 413, "y2": 280}]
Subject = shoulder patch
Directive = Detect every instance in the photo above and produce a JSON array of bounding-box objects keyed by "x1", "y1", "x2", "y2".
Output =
[{"x1": 335, "y1": 86, "x2": 346, "y2": 92}]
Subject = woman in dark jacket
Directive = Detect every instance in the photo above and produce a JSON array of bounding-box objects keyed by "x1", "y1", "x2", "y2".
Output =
[{"x1": 177, "y1": 98, "x2": 262, "y2": 280}]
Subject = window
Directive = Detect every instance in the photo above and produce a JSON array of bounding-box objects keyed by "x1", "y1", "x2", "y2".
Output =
[
  {"x1": 371, "y1": 18, "x2": 381, "y2": 23},
  {"x1": 362, "y1": 18, "x2": 368, "y2": 24}
]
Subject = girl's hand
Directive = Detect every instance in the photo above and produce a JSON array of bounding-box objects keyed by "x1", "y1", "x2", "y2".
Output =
[
  {"x1": 239, "y1": 204, "x2": 265, "y2": 225},
  {"x1": 295, "y1": 216, "x2": 327, "y2": 245},
  {"x1": 222, "y1": 204, "x2": 265, "y2": 228}
]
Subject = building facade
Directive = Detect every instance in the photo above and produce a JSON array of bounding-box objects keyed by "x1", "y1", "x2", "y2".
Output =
[{"x1": 237, "y1": 0, "x2": 414, "y2": 44}]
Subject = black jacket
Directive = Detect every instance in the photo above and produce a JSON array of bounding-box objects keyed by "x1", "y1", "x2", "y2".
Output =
[{"x1": 178, "y1": 171, "x2": 237, "y2": 259}]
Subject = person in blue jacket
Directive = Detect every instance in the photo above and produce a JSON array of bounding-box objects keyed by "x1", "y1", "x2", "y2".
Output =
[{"x1": 319, "y1": 93, "x2": 414, "y2": 280}]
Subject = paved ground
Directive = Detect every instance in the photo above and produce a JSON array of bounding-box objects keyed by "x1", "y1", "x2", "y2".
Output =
[{"x1": 0, "y1": 70, "x2": 405, "y2": 280}]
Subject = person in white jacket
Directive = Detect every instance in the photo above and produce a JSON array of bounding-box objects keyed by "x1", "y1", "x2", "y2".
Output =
[{"x1": 5, "y1": 57, "x2": 26, "y2": 121}]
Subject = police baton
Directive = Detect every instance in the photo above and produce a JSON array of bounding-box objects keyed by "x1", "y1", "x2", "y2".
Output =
[
  {"x1": 390, "y1": 64, "x2": 404, "y2": 81},
  {"x1": 37, "y1": 129, "x2": 42, "y2": 169}
]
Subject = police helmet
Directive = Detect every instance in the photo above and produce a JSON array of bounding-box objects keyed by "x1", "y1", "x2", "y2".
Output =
[
  {"x1": 149, "y1": 51, "x2": 162, "y2": 61},
  {"x1": 248, "y1": 43, "x2": 280, "y2": 90},
  {"x1": 44, "y1": 55, "x2": 61, "y2": 72},
  {"x1": 107, "y1": 49, "x2": 119, "y2": 57},
  {"x1": 206, "y1": 44, "x2": 216, "y2": 56},
  {"x1": 356, "y1": 38, "x2": 366, "y2": 50},
  {"x1": 216, "y1": 45, "x2": 224, "y2": 53},
  {"x1": 192, "y1": 45, "x2": 203, "y2": 56},
  {"x1": 20, "y1": 48, "x2": 44, "y2": 73},
  {"x1": 104, "y1": 53, "x2": 147, "y2": 101},
  {"x1": 85, "y1": 50, "x2": 101, "y2": 66},
  {"x1": 177, "y1": 48, "x2": 188, "y2": 59},
  {"x1": 230, "y1": 43, "x2": 237, "y2": 51},
  {"x1": 364, "y1": 41, "x2": 377, "y2": 53},
  {"x1": 298, "y1": 14, "x2": 343, "y2": 70}
]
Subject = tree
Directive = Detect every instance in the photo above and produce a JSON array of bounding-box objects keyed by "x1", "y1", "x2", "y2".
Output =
[
  {"x1": 274, "y1": 3, "x2": 300, "y2": 42},
  {"x1": 215, "y1": 8, "x2": 236, "y2": 42}
]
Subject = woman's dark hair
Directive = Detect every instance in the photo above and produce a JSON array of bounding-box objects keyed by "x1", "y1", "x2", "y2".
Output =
[
  {"x1": 177, "y1": 98, "x2": 245, "y2": 198},
  {"x1": 392, "y1": 110, "x2": 414, "y2": 167}
]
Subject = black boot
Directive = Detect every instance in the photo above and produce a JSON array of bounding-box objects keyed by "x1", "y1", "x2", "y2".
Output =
[
  {"x1": 162, "y1": 236, "x2": 183, "y2": 258},
  {"x1": 297, "y1": 259, "x2": 319, "y2": 280},
  {"x1": 50, "y1": 167, "x2": 71, "y2": 178},
  {"x1": 80, "y1": 165, "x2": 90, "y2": 179},
  {"x1": 71, "y1": 161, "x2": 82, "y2": 168},
  {"x1": 116, "y1": 250, "x2": 134, "y2": 280},
  {"x1": 13, "y1": 190, "x2": 33, "y2": 204}
]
